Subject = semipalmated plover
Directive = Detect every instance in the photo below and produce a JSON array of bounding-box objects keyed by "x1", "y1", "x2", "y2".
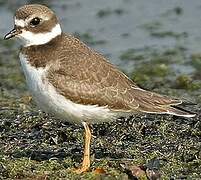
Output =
[{"x1": 4, "y1": 4, "x2": 195, "y2": 173}]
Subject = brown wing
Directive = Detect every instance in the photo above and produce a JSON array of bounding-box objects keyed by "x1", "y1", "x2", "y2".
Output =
[{"x1": 47, "y1": 34, "x2": 182, "y2": 113}]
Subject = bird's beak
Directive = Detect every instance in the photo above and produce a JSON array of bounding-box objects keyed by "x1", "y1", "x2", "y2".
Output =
[{"x1": 4, "y1": 28, "x2": 21, "y2": 40}]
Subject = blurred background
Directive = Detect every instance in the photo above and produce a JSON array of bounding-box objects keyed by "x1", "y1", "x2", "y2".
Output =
[
  {"x1": 0, "y1": 0, "x2": 201, "y2": 179},
  {"x1": 1, "y1": 0, "x2": 201, "y2": 98}
]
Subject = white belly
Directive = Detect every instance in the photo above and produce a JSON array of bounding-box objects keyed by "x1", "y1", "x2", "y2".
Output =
[{"x1": 19, "y1": 53, "x2": 116, "y2": 124}]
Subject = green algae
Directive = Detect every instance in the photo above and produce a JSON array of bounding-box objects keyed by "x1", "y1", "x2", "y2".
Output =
[
  {"x1": 132, "y1": 63, "x2": 170, "y2": 84},
  {"x1": 1, "y1": 40, "x2": 201, "y2": 179},
  {"x1": 162, "y1": 6, "x2": 184, "y2": 17},
  {"x1": 141, "y1": 21, "x2": 162, "y2": 32},
  {"x1": 120, "y1": 48, "x2": 146, "y2": 61},
  {"x1": 0, "y1": 101, "x2": 200, "y2": 179},
  {"x1": 175, "y1": 75, "x2": 201, "y2": 91},
  {"x1": 0, "y1": 4, "x2": 201, "y2": 180},
  {"x1": 150, "y1": 31, "x2": 188, "y2": 39},
  {"x1": 191, "y1": 53, "x2": 201, "y2": 72},
  {"x1": 96, "y1": 8, "x2": 125, "y2": 18}
]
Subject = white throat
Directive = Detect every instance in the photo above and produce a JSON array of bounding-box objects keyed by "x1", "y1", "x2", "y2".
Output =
[{"x1": 18, "y1": 23, "x2": 62, "y2": 47}]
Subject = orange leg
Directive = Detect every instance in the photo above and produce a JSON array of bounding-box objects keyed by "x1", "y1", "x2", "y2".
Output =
[{"x1": 74, "y1": 122, "x2": 91, "y2": 174}]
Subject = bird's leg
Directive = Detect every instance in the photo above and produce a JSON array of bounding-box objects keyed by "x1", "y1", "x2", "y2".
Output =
[{"x1": 74, "y1": 122, "x2": 91, "y2": 174}]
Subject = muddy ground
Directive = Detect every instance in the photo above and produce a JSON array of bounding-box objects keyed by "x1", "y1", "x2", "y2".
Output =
[{"x1": 0, "y1": 0, "x2": 201, "y2": 179}]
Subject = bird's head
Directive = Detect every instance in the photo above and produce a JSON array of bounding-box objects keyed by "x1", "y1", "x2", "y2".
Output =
[{"x1": 4, "y1": 4, "x2": 62, "y2": 47}]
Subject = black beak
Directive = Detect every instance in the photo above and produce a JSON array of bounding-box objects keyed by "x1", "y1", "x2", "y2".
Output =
[{"x1": 4, "y1": 28, "x2": 21, "y2": 40}]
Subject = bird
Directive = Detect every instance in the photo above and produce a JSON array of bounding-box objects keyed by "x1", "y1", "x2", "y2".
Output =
[{"x1": 4, "y1": 4, "x2": 195, "y2": 173}]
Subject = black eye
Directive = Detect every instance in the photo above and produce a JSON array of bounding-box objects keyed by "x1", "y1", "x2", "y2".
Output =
[{"x1": 30, "y1": 17, "x2": 41, "y2": 26}]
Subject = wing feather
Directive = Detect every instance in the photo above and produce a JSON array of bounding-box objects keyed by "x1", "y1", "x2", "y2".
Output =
[{"x1": 47, "y1": 34, "x2": 184, "y2": 113}]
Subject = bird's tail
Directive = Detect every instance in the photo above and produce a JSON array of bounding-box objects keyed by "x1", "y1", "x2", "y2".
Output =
[
  {"x1": 138, "y1": 104, "x2": 196, "y2": 118},
  {"x1": 166, "y1": 106, "x2": 196, "y2": 118}
]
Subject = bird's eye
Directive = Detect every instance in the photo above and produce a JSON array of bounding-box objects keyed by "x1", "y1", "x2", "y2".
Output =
[{"x1": 30, "y1": 17, "x2": 41, "y2": 27}]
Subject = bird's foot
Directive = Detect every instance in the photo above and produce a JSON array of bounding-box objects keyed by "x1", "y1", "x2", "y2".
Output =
[{"x1": 73, "y1": 165, "x2": 90, "y2": 174}]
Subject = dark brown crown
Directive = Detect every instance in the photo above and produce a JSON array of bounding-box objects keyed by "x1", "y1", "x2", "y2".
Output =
[{"x1": 15, "y1": 4, "x2": 59, "y2": 33}]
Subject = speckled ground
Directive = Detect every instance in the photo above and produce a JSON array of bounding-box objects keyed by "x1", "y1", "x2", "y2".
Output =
[
  {"x1": 0, "y1": 38, "x2": 200, "y2": 179},
  {"x1": 0, "y1": 0, "x2": 201, "y2": 179}
]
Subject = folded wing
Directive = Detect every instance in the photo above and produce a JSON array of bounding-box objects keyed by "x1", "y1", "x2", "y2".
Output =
[{"x1": 47, "y1": 35, "x2": 195, "y2": 118}]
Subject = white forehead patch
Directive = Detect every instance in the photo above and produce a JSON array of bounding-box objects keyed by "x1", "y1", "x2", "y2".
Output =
[
  {"x1": 15, "y1": 15, "x2": 50, "y2": 28},
  {"x1": 15, "y1": 18, "x2": 26, "y2": 27},
  {"x1": 18, "y1": 24, "x2": 62, "y2": 47}
]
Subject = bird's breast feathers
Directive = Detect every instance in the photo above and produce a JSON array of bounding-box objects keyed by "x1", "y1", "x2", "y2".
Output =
[{"x1": 19, "y1": 52, "x2": 117, "y2": 124}]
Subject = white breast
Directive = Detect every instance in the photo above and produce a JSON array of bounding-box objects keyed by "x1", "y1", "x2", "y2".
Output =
[{"x1": 19, "y1": 53, "x2": 116, "y2": 124}]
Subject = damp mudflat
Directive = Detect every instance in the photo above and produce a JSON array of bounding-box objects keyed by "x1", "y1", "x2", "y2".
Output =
[{"x1": 0, "y1": 0, "x2": 201, "y2": 179}]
